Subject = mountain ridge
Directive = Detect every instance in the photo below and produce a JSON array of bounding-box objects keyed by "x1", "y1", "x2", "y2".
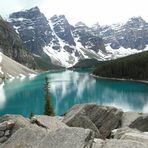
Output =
[{"x1": 7, "y1": 7, "x2": 148, "y2": 67}]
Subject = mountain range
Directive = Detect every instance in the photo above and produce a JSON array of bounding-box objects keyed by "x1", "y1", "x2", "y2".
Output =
[
  {"x1": 7, "y1": 7, "x2": 148, "y2": 68},
  {"x1": 0, "y1": 6, "x2": 148, "y2": 74}
]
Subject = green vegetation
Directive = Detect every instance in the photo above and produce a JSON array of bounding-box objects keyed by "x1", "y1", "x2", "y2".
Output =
[
  {"x1": 71, "y1": 59, "x2": 101, "y2": 69},
  {"x1": 29, "y1": 112, "x2": 34, "y2": 119},
  {"x1": 44, "y1": 77, "x2": 55, "y2": 116},
  {"x1": 93, "y1": 51, "x2": 148, "y2": 80},
  {"x1": 34, "y1": 54, "x2": 64, "y2": 71}
]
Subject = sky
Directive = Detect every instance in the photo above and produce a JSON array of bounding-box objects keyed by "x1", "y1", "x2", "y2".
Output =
[{"x1": 0, "y1": 0, "x2": 148, "y2": 26}]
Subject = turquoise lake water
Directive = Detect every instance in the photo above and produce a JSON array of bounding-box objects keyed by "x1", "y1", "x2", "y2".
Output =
[{"x1": 0, "y1": 70, "x2": 148, "y2": 117}]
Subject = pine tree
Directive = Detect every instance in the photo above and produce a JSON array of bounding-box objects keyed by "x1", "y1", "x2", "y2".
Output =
[
  {"x1": 44, "y1": 77, "x2": 55, "y2": 116},
  {"x1": 29, "y1": 112, "x2": 34, "y2": 119}
]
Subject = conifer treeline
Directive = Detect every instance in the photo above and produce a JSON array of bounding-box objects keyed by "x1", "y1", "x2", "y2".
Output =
[{"x1": 93, "y1": 51, "x2": 148, "y2": 80}]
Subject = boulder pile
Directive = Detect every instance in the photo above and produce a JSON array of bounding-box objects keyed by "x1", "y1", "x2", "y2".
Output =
[{"x1": 0, "y1": 104, "x2": 147, "y2": 148}]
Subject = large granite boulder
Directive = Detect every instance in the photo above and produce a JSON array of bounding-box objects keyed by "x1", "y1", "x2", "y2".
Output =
[
  {"x1": 63, "y1": 104, "x2": 123, "y2": 138},
  {"x1": 0, "y1": 126, "x2": 47, "y2": 148},
  {"x1": 39, "y1": 127, "x2": 94, "y2": 148},
  {"x1": 0, "y1": 127, "x2": 95, "y2": 148},
  {"x1": 129, "y1": 115, "x2": 148, "y2": 132}
]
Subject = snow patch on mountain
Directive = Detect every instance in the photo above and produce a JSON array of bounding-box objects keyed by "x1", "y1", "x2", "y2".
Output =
[{"x1": 105, "y1": 45, "x2": 148, "y2": 59}]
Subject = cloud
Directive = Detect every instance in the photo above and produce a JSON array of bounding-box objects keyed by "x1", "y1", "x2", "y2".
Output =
[{"x1": 0, "y1": 0, "x2": 148, "y2": 25}]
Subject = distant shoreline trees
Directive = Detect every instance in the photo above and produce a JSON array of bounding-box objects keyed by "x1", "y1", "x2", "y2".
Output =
[{"x1": 93, "y1": 51, "x2": 148, "y2": 80}]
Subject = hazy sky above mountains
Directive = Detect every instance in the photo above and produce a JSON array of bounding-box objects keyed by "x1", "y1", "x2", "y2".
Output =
[{"x1": 0, "y1": 0, "x2": 147, "y2": 26}]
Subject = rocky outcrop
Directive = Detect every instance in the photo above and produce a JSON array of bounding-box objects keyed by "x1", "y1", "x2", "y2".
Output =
[
  {"x1": 0, "y1": 105, "x2": 148, "y2": 148},
  {"x1": 30, "y1": 115, "x2": 68, "y2": 131},
  {"x1": 121, "y1": 112, "x2": 148, "y2": 132},
  {"x1": 0, "y1": 17, "x2": 35, "y2": 68},
  {"x1": 0, "y1": 52, "x2": 36, "y2": 78},
  {"x1": 121, "y1": 112, "x2": 146, "y2": 127},
  {"x1": 0, "y1": 115, "x2": 31, "y2": 135},
  {"x1": 92, "y1": 139, "x2": 148, "y2": 148},
  {"x1": 63, "y1": 104, "x2": 123, "y2": 139},
  {"x1": 9, "y1": 7, "x2": 53, "y2": 55},
  {"x1": 0, "y1": 126, "x2": 94, "y2": 148},
  {"x1": 95, "y1": 17, "x2": 148, "y2": 50},
  {"x1": 129, "y1": 115, "x2": 148, "y2": 132},
  {"x1": 0, "y1": 120, "x2": 15, "y2": 143}
]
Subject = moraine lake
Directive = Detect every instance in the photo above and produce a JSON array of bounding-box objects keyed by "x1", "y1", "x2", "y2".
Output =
[{"x1": 0, "y1": 70, "x2": 148, "y2": 117}]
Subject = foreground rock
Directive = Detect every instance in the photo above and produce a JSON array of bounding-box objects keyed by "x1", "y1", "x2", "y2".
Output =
[
  {"x1": 0, "y1": 120, "x2": 15, "y2": 143},
  {"x1": 121, "y1": 112, "x2": 148, "y2": 128},
  {"x1": 0, "y1": 127, "x2": 94, "y2": 148},
  {"x1": 0, "y1": 104, "x2": 148, "y2": 148},
  {"x1": 0, "y1": 115, "x2": 31, "y2": 135},
  {"x1": 31, "y1": 115, "x2": 68, "y2": 131},
  {"x1": 111, "y1": 127, "x2": 148, "y2": 144},
  {"x1": 92, "y1": 139, "x2": 148, "y2": 148},
  {"x1": 129, "y1": 115, "x2": 148, "y2": 132},
  {"x1": 63, "y1": 104, "x2": 123, "y2": 138}
]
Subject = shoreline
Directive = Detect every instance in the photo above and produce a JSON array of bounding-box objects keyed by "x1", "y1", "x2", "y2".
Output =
[{"x1": 90, "y1": 74, "x2": 148, "y2": 84}]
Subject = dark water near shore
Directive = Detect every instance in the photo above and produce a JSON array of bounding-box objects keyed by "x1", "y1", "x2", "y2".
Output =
[{"x1": 0, "y1": 70, "x2": 148, "y2": 117}]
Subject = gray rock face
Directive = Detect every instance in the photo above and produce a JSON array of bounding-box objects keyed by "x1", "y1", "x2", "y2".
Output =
[
  {"x1": 50, "y1": 15, "x2": 75, "y2": 46},
  {"x1": 121, "y1": 112, "x2": 146, "y2": 127},
  {"x1": 0, "y1": 122, "x2": 7, "y2": 131},
  {"x1": 129, "y1": 115, "x2": 148, "y2": 132},
  {"x1": 0, "y1": 107, "x2": 148, "y2": 148},
  {"x1": 39, "y1": 127, "x2": 94, "y2": 148},
  {"x1": 0, "y1": 137, "x2": 8, "y2": 143},
  {"x1": 92, "y1": 139, "x2": 104, "y2": 148},
  {"x1": 0, "y1": 115, "x2": 30, "y2": 134},
  {"x1": 96, "y1": 17, "x2": 148, "y2": 50},
  {"x1": 92, "y1": 138, "x2": 148, "y2": 148},
  {"x1": 111, "y1": 127, "x2": 140, "y2": 139},
  {"x1": 0, "y1": 131, "x2": 4, "y2": 137},
  {"x1": 0, "y1": 127, "x2": 95, "y2": 148},
  {"x1": 9, "y1": 7, "x2": 53, "y2": 55},
  {"x1": 0, "y1": 17, "x2": 35, "y2": 68},
  {"x1": 103, "y1": 139, "x2": 147, "y2": 148},
  {"x1": 0, "y1": 126, "x2": 47, "y2": 148},
  {"x1": 0, "y1": 120, "x2": 15, "y2": 144},
  {"x1": 73, "y1": 22, "x2": 105, "y2": 52},
  {"x1": 111, "y1": 127, "x2": 148, "y2": 145},
  {"x1": 63, "y1": 104, "x2": 123, "y2": 138},
  {"x1": 31, "y1": 115, "x2": 68, "y2": 131}
]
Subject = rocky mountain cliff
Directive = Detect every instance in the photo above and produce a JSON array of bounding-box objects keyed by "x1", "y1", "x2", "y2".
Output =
[
  {"x1": 8, "y1": 7, "x2": 106, "y2": 67},
  {"x1": 0, "y1": 16, "x2": 35, "y2": 68},
  {"x1": 98, "y1": 17, "x2": 148, "y2": 50},
  {"x1": 8, "y1": 7, "x2": 148, "y2": 67},
  {"x1": 92, "y1": 17, "x2": 148, "y2": 59}
]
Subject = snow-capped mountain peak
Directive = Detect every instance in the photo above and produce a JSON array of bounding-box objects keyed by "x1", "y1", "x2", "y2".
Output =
[{"x1": 8, "y1": 7, "x2": 148, "y2": 67}]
